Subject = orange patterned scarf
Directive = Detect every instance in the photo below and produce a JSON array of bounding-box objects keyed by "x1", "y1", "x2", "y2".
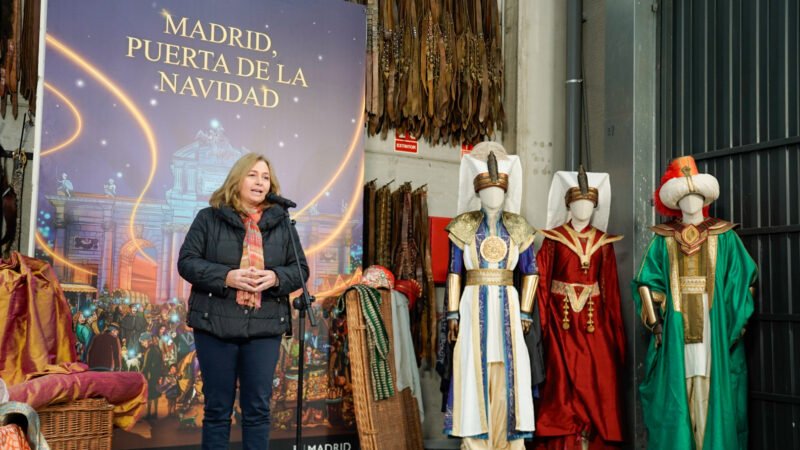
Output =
[{"x1": 237, "y1": 210, "x2": 264, "y2": 309}]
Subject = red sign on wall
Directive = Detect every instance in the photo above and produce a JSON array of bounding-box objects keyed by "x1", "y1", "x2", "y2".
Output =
[
  {"x1": 394, "y1": 132, "x2": 418, "y2": 153},
  {"x1": 461, "y1": 142, "x2": 474, "y2": 157}
]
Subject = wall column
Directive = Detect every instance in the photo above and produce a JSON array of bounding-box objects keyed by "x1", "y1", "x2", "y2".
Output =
[{"x1": 511, "y1": 0, "x2": 567, "y2": 228}]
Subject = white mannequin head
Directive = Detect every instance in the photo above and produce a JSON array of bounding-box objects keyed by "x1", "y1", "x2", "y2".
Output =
[
  {"x1": 678, "y1": 193, "x2": 705, "y2": 224},
  {"x1": 678, "y1": 193, "x2": 704, "y2": 214},
  {"x1": 567, "y1": 199, "x2": 595, "y2": 230},
  {"x1": 479, "y1": 186, "x2": 505, "y2": 212},
  {"x1": 569, "y1": 199, "x2": 595, "y2": 222}
]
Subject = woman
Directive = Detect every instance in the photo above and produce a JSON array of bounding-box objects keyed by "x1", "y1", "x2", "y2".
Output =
[{"x1": 178, "y1": 152, "x2": 308, "y2": 449}]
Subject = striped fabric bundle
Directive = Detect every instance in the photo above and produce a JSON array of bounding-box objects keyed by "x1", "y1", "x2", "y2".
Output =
[
  {"x1": 351, "y1": 285, "x2": 395, "y2": 401},
  {"x1": 236, "y1": 211, "x2": 264, "y2": 309}
]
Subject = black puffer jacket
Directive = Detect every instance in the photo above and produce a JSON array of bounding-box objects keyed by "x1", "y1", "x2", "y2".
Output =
[{"x1": 178, "y1": 205, "x2": 309, "y2": 339}]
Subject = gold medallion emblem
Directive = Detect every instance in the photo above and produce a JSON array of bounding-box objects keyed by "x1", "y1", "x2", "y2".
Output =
[
  {"x1": 682, "y1": 225, "x2": 700, "y2": 244},
  {"x1": 480, "y1": 236, "x2": 508, "y2": 263}
]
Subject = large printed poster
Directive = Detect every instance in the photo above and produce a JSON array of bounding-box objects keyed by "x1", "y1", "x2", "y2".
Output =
[{"x1": 35, "y1": 1, "x2": 365, "y2": 448}]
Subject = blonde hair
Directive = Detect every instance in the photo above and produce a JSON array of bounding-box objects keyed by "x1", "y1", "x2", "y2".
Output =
[{"x1": 209, "y1": 153, "x2": 281, "y2": 214}]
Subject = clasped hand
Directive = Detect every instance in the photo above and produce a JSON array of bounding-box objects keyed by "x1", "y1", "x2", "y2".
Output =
[{"x1": 225, "y1": 267, "x2": 278, "y2": 293}]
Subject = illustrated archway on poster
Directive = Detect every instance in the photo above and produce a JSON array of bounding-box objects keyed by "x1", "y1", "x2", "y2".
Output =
[{"x1": 117, "y1": 238, "x2": 157, "y2": 302}]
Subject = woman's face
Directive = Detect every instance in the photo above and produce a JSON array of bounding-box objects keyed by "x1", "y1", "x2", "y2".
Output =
[{"x1": 239, "y1": 160, "x2": 271, "y2": 209}]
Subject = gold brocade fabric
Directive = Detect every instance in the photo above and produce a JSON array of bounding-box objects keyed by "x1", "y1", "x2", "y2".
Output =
[
  {"x1": 0, "y1": 252, "x2": 77, "y2": 386},
  {"x1": 446, "y1": 211, "x2": 535, "y2": 252},
  {"x1": 678, "y1": 242, "x2": 708, "y2": 344},
  {"x1": 651, "y1": 218, "x2": 735, "y2": 255},
  {"x1": 550, "y1": 280, "x2": 600, "y2": 312}
]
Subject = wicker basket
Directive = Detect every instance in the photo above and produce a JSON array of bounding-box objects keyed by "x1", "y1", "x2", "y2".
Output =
[
  {"x1": 37, "y1": 398, "x2": 113, "y2": 450},
  {"x1": 345, "y1": 289, "x2": 424, "y2": 450}
]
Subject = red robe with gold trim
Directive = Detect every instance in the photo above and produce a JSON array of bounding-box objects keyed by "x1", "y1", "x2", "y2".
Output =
[{"x1": 534, "y1": 223, "x2": 626, "y2": 449}]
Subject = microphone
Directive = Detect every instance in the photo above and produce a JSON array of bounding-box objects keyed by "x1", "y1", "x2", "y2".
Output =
[{"x1": 267, "y1": 192, "x2": 297, "y2": 209}]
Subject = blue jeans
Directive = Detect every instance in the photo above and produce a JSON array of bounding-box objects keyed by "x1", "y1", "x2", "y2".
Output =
[{"x1": 194, "y1": 330, "x2": 282, "y2": 450}]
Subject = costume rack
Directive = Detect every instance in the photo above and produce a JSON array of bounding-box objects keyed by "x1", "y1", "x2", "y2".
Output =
[{"x1": 362, "y1": 179, "x2": 438, "y2": 368}]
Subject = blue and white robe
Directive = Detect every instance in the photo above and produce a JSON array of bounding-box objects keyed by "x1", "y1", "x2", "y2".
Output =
[{"x1": 444, "y1": 214, "x2": 537, "y2": 441}]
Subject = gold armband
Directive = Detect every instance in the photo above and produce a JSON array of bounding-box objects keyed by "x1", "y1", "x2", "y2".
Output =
[
  {"x1": 520, "y1": 274, "x2": 539, "y2": 316},
  {"x1": 638, "y1": 286, "x2": 663, "y2": 330},
  {"x1": 447, "y1": 273, "x2": 461, "y2": 314}
]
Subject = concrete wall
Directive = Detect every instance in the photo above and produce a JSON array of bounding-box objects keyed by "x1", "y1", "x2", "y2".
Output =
[
  {"x1": 364, "y1": 132, "x2": 461, "y2": 219},
  {"x1": 512, "y1": 0, "x2": 567, "y2": 230}
]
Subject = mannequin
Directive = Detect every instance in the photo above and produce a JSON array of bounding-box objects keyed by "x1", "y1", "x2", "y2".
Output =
[
  {"x1": 534, "y1": 167, "x2": 626, "y2": 450},
  {"x1": 633, "y1": 156, "x2": 757, "y2": 450},
  {"x1": 679, "y1": 193, "x2": 705, "y2": 224},
  {"x1": 567, "y1": 199, "x2": 593, "y2": 231},
  {"x1": 447, "y1": 186, "x2": 534, "y2": 339},
  {"x1": 443, "y1": 143, "x2": 537, "y2": 450}
]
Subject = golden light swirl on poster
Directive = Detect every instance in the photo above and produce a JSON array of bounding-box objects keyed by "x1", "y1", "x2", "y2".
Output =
[
  {"x1": 291, "y1": 98, "x2": 365, "y2": 220},
  {"x1": 40, "y1": 83, "x2": 83, "y2": 157},
  {"x1": 35, "y1": 83, "x2": 96, "y2": 275},
  {"x1": 302, "y1": 155, "x2": 364, "y2": 256},
  {"x1": 35, "y1": 232, "x2": 96, "y2": 275},
  {"x1": 311, "y1": 272, "x2": 361, "y2": 299},
  {"x1": 46, "y1": 34, "x2": 159, "y2": 264}
]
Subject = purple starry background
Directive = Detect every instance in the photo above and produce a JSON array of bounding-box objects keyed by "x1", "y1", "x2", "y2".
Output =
[{"x1": 37, "y1": 0, "x2": 365, "y2": 243}]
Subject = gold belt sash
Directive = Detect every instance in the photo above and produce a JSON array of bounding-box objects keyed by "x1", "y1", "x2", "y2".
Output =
[
  {"x1": 465, "y1": 269, "x2": 514, "y2": 286},
  {"x1": 551, "y1": 280, "x2": 600, "y2": 312},
  {"x1": 679, "y1": 276, "x2": 707, "y2": 294},
  {"x1": 551, "y1": 280, "x2": 600, "y2": 333}
]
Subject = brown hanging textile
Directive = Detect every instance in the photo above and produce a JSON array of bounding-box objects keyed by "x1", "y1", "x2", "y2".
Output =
[
  {"x1": 392, "y1": 183, "x2": 418, "y2": 281},
  {"x1": 0, "y1": 144, "x2": 16, "y2": 257},
  {"x1": 399, "y1": 0, "x2": 421, "y2": 133},
  {"x1": 410, "y1": 188, "x2": 426, "y2": 363},
  {"x1": 1, "y1": 113, "x2": 28, "y2": 257},
  {"x1": 18, "y1": 0, "x2": 40, "y2": 115},
  {"x1": 485, "y1": 0, "x2": 504, "y2": 134},
  {"x1": 366, "y1": 0, "x2": 384, "y2": 136},
  {"x1": 391, "y1": 182, "x2": 425, "y2": 363},
  {"x1": 360, "y1": 178, "x2": 437, "y2": 365},
  {"x1": 8, "y1": 148, "x2": 24, "y2": 254},
  {"x1": 355, "y1": 0, "x2": 504, "y2": 146},
  {"x1": 363, "y1": 180, "x2": 378, "y2": 268},
  {"x1": 383, "y1": 0, "x2": 399, "y2": 132},
  {"x1": 375, "y1": 182, "x2": 393, "y2": 269},
  {"x1": 412, "y1": 186, "x2": 437, "y2": 367},
  {"x1": 0, "y1": 0, "x2": 20, "y2": 118},
  {"x1": 389, "y1": 184, "x2": 404, "y2": 268},
  {"x1": 433, "y1": 0, "x2": 452, "y2": 141}
]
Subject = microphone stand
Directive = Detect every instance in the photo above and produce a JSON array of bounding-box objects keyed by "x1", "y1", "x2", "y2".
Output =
[{"x1": 280, "y1": 208, "x2": 315, "y2": 450}]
